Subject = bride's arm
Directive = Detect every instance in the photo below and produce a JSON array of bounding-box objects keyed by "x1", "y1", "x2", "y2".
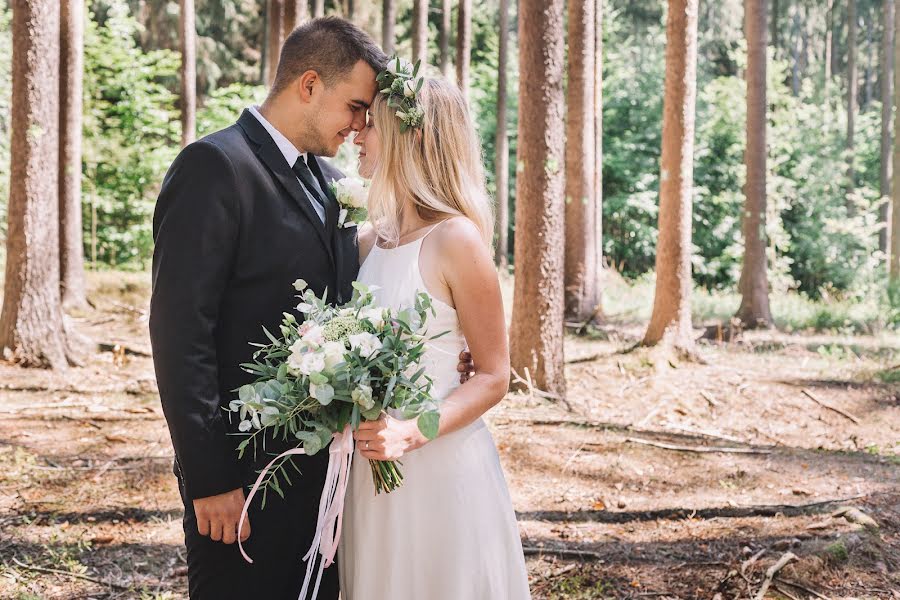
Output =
[
  {"x1": 357, "y1": 223, "x2": 377, "y2": 265},
  {"x1": 355, "y1": 218, "x2": 509, "y2": 460}
]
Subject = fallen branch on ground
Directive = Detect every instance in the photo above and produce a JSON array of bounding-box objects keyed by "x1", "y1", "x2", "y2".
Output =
[
  {"x1": 775, "y1": 578, "x2": 832, "y2": 600},
  {"x1": 521, "y1": 546, "x2": 603, "y2": 561},
  {"x1": 800, "y1": 389, "x2": 861, "y2": 424},
  {"x1": 753, "y1": 552, "x2": 797, "y2": 600},
  {"x1": 97, "y1": 342, "x2": 151, "y2": 358},
  {"x1": 10, "y1": 557, "x2": 130, "y2": 591},
  {"x1": 626, "y1": 437, "x2": 772, "y2": 455}
]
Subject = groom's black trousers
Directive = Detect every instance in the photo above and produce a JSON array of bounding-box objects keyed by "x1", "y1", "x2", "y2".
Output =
[{"x1": 177, "y1": 454, "x2": 340, "y2": 600}]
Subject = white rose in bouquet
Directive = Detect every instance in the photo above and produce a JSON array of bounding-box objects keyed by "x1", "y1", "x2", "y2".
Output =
[
  {"x1": 322, "y1": 341, "x2": 347, "y2": 372},
  {"x1": 348, "y1": 331, "x2": 382, "y2": 358}
]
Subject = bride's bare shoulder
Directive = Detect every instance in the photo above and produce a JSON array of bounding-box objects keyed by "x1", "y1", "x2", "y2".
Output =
[
  {"x1": 430, "y1": 216, "x2": 491, "y2": 269},
  {"x1": 357, "y1": 223, "x2": 378, "y2": 264}
]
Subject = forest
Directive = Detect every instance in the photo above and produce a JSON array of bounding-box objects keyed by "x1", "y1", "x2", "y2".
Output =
[{"x1": 0, "y1": 0, "x2": 898, "y2": 598}]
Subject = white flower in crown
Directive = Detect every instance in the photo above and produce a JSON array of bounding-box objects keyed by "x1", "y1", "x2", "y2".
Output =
[
  {"x1": 386, "y1": 57, "x2": 413, "y2": 75},
  {"x1": 403, "y1": 79, "x2": 419, "y2": 98}
]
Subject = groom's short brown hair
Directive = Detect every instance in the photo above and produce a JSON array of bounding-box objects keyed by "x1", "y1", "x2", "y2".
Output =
[{"x1": 272, "y1": 17, "x2": 387, "y2": 95}]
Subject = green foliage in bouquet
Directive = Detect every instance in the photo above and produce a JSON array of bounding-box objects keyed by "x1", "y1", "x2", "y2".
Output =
[{"x1": 228, "y1": 281, "x2": 442, "y2": 501}]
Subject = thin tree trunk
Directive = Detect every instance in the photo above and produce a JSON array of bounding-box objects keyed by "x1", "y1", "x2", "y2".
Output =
[
  {"x1": 494, "y1": 0, "x2": 509, "y2": 268},
  {"x1": 892, "y1": 0, "x2": 900, "y2": 280},
  {"x1": 314, "y1": 0, "x2": 325, "y2": 18},
  {"x1": 283, "y1": 0, "x2": 306, "y2": 39},
  {"x1": 594, "y1": 0, "x2": 603, "y2": 307},
  {"x1": 864, "y1": 7, "x2": 873, "y2": 111},
  {"x1": 736, "y1": 0, "x2": 773, "y2": 329},
  {"x1": 770, "y1": 0, "x2": 778, "y2": 55},
  {"x1": 179, "y1": 0, "x2": 196, "y2": 148},
  {"x1": 825, "y1": 0, "x2": 833, "y2": 89},
  {"x1": 642, "y1": 0, "x2": 699, "y2": 350},
  {"x1": 509, "y1": 0, "x2": 566, "y2": 396},
  {"x1": 382, "y1": 0, "x2": 396, "y2": 55},
  {"x1": 883, "y1": 0, "x2": 896, "y2": 255},
  {"x1": 439, "y1": 0, "x2": 452, "y2": 79},
  {"x1": 412, "y1": 0, "x2": 428, "y2": 64},
  {"x1": 456, "y1": 0, "x2": 472, "y2": 100},
  {"x1": 266, "y1": 0, "x2": 284, "y2": 88},
  {"x1": 59, "y1": 0, "x2": 87, "y2": 311},
  {"x1": 1, "y1": 0, "x2": 70, "y2": 368},
  {"x1": 847, "y1": 0, "x2": 858, "y2": 204},
  {"x1": 564, "y1": 0, "x2": 599, "y2": 322},
  {"x1": 791, "y1": 7, "x2": 800, "y2": 95}
]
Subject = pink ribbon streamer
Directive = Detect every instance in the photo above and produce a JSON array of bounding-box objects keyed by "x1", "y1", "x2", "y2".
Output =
[{"x1": 238, "y1": 425, "x2": 355, "y2": 600}]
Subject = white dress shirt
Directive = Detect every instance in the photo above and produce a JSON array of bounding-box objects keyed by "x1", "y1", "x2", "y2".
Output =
[{"x1": 248, "y1": 105, "x2": 326, "y2": 224}]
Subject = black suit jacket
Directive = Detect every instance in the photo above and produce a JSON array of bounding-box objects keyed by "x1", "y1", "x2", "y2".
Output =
[{"x1": 149, "y1": 109, "x2": 359, "y2": 501}]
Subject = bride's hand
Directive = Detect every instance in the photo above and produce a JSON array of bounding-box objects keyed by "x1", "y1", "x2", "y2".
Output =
[{"x1": 354, "y1": 415, "x2": 428, "y2": 461}]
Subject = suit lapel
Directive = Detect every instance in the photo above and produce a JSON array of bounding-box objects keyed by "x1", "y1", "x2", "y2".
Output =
[
  {"x1": 307, "y1": 154, "x2": 346, "y2": 302},
  {"x1": 237, "y1": 110, "x2": 334, "y2": 263}
]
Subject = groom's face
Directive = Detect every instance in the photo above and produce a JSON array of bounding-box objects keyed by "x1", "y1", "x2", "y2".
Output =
[{"x1": 306, "y1": 61, "x2": 378, "y2": 157}]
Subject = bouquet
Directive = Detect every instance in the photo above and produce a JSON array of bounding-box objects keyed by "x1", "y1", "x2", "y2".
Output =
[
  {"x1": 229, "y1": 279, "x2": 441, "y2": 500},
  {"x1": 329, "y1": 177, "x2": 369, "y2": 228}
]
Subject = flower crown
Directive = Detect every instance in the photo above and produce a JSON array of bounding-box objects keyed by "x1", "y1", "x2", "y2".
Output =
[{"x1": 376, "y1": 56, "x2": 426, "y2": 133}]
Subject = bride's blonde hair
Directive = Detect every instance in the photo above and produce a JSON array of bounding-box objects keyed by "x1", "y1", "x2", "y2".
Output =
[{"x1": 367, "y1": 77, "x2": 493, "y2": 247}]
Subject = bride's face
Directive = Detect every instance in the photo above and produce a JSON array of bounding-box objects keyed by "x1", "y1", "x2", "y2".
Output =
[{"x1": 353, "y1": 113, "x2": 380, "y2": 179}]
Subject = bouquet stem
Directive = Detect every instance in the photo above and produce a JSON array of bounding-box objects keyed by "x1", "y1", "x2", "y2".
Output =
[{"x1": 368, "y1": 458, "x2": 403, "y2": 494}]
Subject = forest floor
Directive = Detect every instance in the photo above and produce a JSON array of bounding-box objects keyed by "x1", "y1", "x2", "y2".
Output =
[{"x1": 0, "y1": 271, "x2": 898, "y2": 600}]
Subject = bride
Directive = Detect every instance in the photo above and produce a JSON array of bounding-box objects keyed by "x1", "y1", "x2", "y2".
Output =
[{"x1": 336, "y1": 66, "x2": 531, "y2": 599}]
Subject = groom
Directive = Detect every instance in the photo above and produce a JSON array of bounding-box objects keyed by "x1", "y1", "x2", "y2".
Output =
[{"x1": 150, "y1": 17, "x2": 423, "y2": 599}]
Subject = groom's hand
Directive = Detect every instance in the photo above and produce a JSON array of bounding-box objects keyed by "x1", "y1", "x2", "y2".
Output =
[
  {"x1": 193, "y1": 488, "x2": 251, "y2": 544},
  {"x1": 457, "y1": 349, "x2": 475, "y2": 384}
]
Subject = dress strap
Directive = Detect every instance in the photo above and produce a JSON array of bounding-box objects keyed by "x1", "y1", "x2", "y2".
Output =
[{"x1": 418, "y1": 218, "x2": 452, "y2": 243}]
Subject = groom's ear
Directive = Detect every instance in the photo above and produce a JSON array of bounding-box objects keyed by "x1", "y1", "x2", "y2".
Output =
[{"x1": 296, "y1": 70, "x2": 322, "y2": 103}]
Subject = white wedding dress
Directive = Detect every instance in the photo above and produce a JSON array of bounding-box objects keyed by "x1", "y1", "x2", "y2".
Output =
[{"x1": 337, "y1": 225, "x2": 531, "y2": 600}]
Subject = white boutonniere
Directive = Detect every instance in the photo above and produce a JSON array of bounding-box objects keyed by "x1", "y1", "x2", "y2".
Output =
[{"x1": 329, "y1": 177, "x2": 369, "y2": 228}]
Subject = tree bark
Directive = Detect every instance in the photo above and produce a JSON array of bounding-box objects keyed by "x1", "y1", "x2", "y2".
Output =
[
  {"x1": 847, "y1": 0, "x2": 858, "y2": 203},
  {"x1": 882, "y1": 0, "x2": 895, "y2": 255},
  {"x1": 439, "y1": 0, "x2": 452, "y2": 79},
  {"x1": 456, "y1": 0, "x2": 472, "y2": 100},
  {"x1": 790, "y1": 6, "x2": 800, "y2": 95},
  {"x1": 564, "y1": 0, "x2": 600, "y2": 322},
  {"x1": 412, "y1": 0, "x2": 428, "y2": 64},
  {"x1": 831, "y1": 0, "x2": 841, "y2": 82},
  {"x1": 509, "y1": 0, "x2": 566, "y2": 396},
  {"x1": 892, "y1": 0, "x2": 900, "y2": 280},
  {"x1": 494, "y1": 0, "x2": 509, "y2": 268},
  {"x1": 863, "y1": 7, "x2": 873, "y2": 111},
  {"x1": 1, "y1": 0, "x2": 70, "y2": 368},
  {"x1": 283, "y1": 0, "x2": 307, "y2": 39},
  {"x1": 59, "y1": 0, "x2": 87, "y2": 311},
  {"x1": 770, "y1": 0, "x2": 778, "y2": 55},
  {"x1": 735, "y1": 0, "x2": 773, "y2": 329},
  {"x1": 266, "y1": 0, "x2": 284, "y2": 88},
  {"x1": 825, "y1": 0, "x2": 833, "y2": 89},
  {"x1": 179, "y1": 0, "x2": 196, "y2": 148},
  {"x1": 314, "y1": 0, "x2": 325, "y2": 18},
  {"x1": 642, "y1": 0, "x2": 699, "y2": 350},
  {"x1": 594, "y1": 0, "x2": 603, "y2": 302},
  {"x1": 382, "y1": 0, "x2": 396, "y2": 55}
]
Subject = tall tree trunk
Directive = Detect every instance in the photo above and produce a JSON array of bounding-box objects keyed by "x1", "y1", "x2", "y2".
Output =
[
  {"x1": 494, "y1": 0, "x2": 509, "y2": 268},
  {"x1": 791, "y1": 7, "x2": 800, "y2": 95},
  {"x1": 1, "y1": 0, "x2": 70, "y2": 368},
  {"x1": 314, "y1": 0, "x2": 325, "y2": 18},
  {"x1": 412, "y1": 0, "x2": 428, "y2": 64},
  {"x1": 892, "y1": 0, "x2": 900, "y2": 280},
  {"x1": 564, "y1": 0, "x2": 600, "y2": 322},
  {"x1": 509, "y1": 0, "x2": 566, "y2": 396},
  {"x1": 266, "y1": 0, "x2": 284, "y2": 88},
  {"x1": 882, "y1": 0, "x2": 896, "y2": 255},
  {"x1": 642, "y1": 0, "x2": 699, "y2": 349},
  {"x1": 283, "y1": 0, "x2": 307, "y2": 38},
  {"x1": 179, "y1": 0, "x2": 196, "y2": 148},
  {"x1": 847, "y1": 0, "x2": 858, "y2": 205},
  {"x1": 59, "y1": 0, "x2": 87, "y2": 311},
  {"x1": 594, "y1": 0, "x2": 603, "y2": 303},
  {"x1": 382, "y1": 0, "x2": 396, "y2": 55},
  {"x1": 456, "y1": 0, "x2": 472, "y2": 100},
  {"x1": 439, "y1": 0, "x2": 452, "y2": 79},
  {"x1": 736, "y1": 0, "x2": 773, "y2": 329},
  {"x1": 863, "y1": 7, "x2": 873, "y2": 111},
  {"x1": 825, "y1": 0, "x2": 834, "y2": 89},
  {"x1": 770, "y1": 0, "x2": 778, "y2": 55}
]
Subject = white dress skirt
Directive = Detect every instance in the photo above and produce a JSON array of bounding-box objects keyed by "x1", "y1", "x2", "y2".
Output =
[{"x1": 337, "y1": 228, "x2": 531, "y2": 600}]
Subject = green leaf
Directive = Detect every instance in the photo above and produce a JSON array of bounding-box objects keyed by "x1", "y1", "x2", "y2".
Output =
[{"x1": 417, "y1": 411, "x2": 440, "y2": 440}]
